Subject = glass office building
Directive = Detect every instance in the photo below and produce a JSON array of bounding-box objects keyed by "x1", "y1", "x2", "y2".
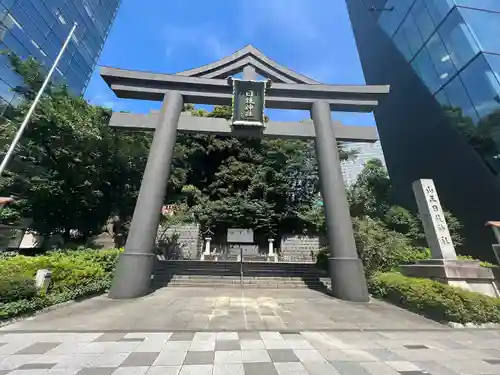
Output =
[
  {"x1": 344, "y1": 0, "x2": 500, "y2": 258},
  {"x1": 377, "y1": 0, "x2": 500, "y2": 173},
  {"x1": 0, "y1": 0, "x2": 121, "y2": 115}
]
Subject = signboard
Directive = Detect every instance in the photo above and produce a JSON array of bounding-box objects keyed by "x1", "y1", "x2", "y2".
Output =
[
  {"x1": 227, "y1": 228, "x2": 254, "y2": 243},
  {"x1": 231, "y1": 79, "x2": 266, "y2": 127}
]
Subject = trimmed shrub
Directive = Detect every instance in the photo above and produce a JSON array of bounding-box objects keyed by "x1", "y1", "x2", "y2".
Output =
[
  {"x1": 0, "y1": 248, "x2": 121, "y2": 320},
  {"x1": 369, "y1": 272, "x2": 500, "y2": 324},
  {"x1": 0, "y1": 275, "x2": 37, "y2": 302},
  {"x1": 0, "y1": 248, "x2": 121, "y2": 294}
]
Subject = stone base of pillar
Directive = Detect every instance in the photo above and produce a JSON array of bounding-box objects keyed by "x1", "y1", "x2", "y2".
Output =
[
  {"x1": 267, "y1": 254, "x2": 278, "y2": 263},
  {"x1": 108, "y1": 252, "x2": 155, "y2": 299},
  {"x1": 400, "y1": 259, "x2": 499, "y2": 297},
  {"x1": 329, "y1": 257, "x2": 369, "y2": 302}
]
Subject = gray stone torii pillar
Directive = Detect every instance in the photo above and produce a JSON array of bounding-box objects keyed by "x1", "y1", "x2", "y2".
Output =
[
  {"x1": 108, "y1": 91, "x2": 184, "y2": 299},
  {"x1": 311, "y1": 100, "x2": 369, "y2": 302}
]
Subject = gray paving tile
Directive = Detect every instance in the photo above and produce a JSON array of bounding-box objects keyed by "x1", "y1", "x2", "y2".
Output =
[
  {"x1": 118, "y1": 339, "x2": 144, "y2": 343},
  {"x1": 111, "y1": 366, "x2": 149, "y2": 375},
  {"x1": 412, "y1": 361, "x2": 460, "y2": 375},
  {"x1": 238, "y1": 332, "x2": 261, "y2": 340},
  {"x1": 77, "y1": 368, "x2": 116, "y2": 375},
  {"x1": 18, "y1": 363, "x2": 56, "y2": 370},
  {"x1": 93, "y1": 334, "x2": 125, "y2": 343},
  {"x1": 213, "y1": 350, "x2": 242, "y2": 364},
  {"x1": 89, "y1": 352, "x2": 129, "y2": 368},
  {"x1": 153, "y1": 350, "x2": 187, "y2": 366},
  {"x1": 145, "y1": 367, "x2": 181, "y2": 375},
  {"x1": 212, "y1": 364, "x2": 244, "y2": 375},
  {"x1": 240, "y1": 340, "x2": 265, "y2": 350},
  {"x1": 484, "y1": 358, "x2": 500, "y2": 364},
  {"x1": 404, "y1": 345, "x2": 428, "y2": 350},
  {"x1": 267, "y1": 349, "x2": 299, "y2": 363},
  {"x1": 216, "y1": 333, "x2": 238, "y2": 341},
  {"x1": 360, "y1": 362, "x2": 400, "y2": 375},
  {"x1": 331, "y1": 361, "x2": 372, "y2": 375},
  {"x1": 169, "y1": 332, "x2": 194, "y2": 342},
  {"x1": 16, "y1": 343, "x2": 61, "y2": 355},
  {"x1": 183, "y1": 351, "x2": 214, "y2": 365},
  {"x1": 241, "y1": 350, "x2": 271, "y2": 363},
  {"x1": 243, "y1": 362, "x2": 278, "y2": 375},
  {"x1": 0, "y1": 371, "x2": 9, "y2": 375},
  {"x1": 214, "y1": 341, "x2": 240, "y2": 351},
  {"x1": 9, "y1": 370, "x2": 52, "y2": 375},
  {"x1": 398, "y1": 372, "x2": 430, "y2": 375},
  {"x1": 302, "y1": 361, "x2": 341, "y2": 375},
  {"x1": 178, "y1": 364, "x2": 212, "y2": 375},
  {"x1": 274, "y1": 362, "x2": 309, "y2": 375},
  {"x1": 121, "y1": 352, "x2": 159, "y2": 367},
  {"x1": 365, "y1": 349, "x2": 404, "y2": 361}
]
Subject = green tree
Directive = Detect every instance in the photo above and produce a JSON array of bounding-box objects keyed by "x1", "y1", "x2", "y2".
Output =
[
  {"x1": 347, "y1": 157, "x2": 464, "y2": 248},
  {"x1": 171, "y1": 104, "x2": 353, "y2": 238},
  {"x1": 0, "y1": 53, "x2": 150, "y2": 241}
]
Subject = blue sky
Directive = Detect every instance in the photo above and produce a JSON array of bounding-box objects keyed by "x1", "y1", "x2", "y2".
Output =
[{"x1": 84, "y1": 0, "x2": 375, "y2": 126}]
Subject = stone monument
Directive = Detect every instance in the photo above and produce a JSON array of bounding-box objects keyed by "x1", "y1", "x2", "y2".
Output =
[{"x1": 400, "y1": 179, "x2": 499, "y2": 297}]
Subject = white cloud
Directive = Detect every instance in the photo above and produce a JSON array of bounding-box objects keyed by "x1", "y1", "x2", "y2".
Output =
[{"x1": 162, "y1": 23, "x2": 233, "y2": 61}]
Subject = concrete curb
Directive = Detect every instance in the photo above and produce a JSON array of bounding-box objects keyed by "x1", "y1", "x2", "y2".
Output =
[{"x1": 448, "y1": 321, "x2": 500, "y2": 329}]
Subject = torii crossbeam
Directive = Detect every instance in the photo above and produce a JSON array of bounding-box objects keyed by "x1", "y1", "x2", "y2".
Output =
[{"x1": 101, "y1": 45, "x2": 390, "y2": 302}]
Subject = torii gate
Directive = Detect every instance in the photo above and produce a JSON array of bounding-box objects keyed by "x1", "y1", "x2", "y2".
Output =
[{"x1": 100, "y1": 45, "x2": 389, "y2": 302}]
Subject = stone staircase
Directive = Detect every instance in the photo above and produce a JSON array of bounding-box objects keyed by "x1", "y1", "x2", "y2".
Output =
[{"x1": 151, "y1": 260, "x2": 330, "y2": 290}]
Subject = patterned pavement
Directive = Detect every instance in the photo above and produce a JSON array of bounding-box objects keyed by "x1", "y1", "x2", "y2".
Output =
[{"x1": 1, "y1": 330, "x2": 500, "y2": 375}]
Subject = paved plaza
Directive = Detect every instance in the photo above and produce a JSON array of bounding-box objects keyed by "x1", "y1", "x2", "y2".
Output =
[
  {"x1": 1, "y1": 288, "x2": 440, "y2": 332},
  {"x1": 2, "y1": 329, "x2": 500, "y2": 375},
  {"x1": 1, "y1": 288, "x2": 500, "y2": 374}
]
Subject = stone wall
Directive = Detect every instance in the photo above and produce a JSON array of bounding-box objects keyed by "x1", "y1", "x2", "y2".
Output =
[
  {"x1": 280, "y1": 235, "x2": 325, "y2": 263},
  {"x1": 156, "y1": 223, "x2": 202, "y2": 260}
]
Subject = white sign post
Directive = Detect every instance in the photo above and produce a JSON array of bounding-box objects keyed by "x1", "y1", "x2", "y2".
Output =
[{"x1": 412, "y1": 179, "x2": 457, "y2": 260}]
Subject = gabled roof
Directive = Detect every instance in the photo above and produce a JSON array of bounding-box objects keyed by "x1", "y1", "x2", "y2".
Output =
[{"x1": 176, "y1": 45, "x2": 320, "y2": 84}]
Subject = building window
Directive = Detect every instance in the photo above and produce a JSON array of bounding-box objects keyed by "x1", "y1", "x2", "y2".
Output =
[
  {"x1": 55, "y1": 9, "x2": 67, "y2": 25},
  {"x1": 459, "y1": 7, "x2": 500, "y2": 55},
  {"x1": 460, "y1": 54, "x2": 500, "y2": 120},
  {"x1": 411, "y1": 0, "x2": 436, "y2": 43},
  {"x1": 438, "y1": 8, "x2": 480, "y2": 70},
  {"x1": 456, "y1": 0, "x2": 500, "y2": 13},
  {"x1": 425, "y1": 33, "x2": 457, "y2": 85},
  {"x1": 412, "y1": 47, "x2": 441, "y2": 93},
  {"x1": 426, "y1": 0, "x2": 455, "y2": 25},
  {"x1": 443, "y1": 75, "x2": 479, "y2": 123},
  {"x1": 402, "y1": 11, "x2": 423, "y2": 57}
]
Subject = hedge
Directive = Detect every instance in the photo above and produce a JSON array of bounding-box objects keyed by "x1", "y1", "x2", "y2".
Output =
[
  {"x1": 0, "y1": 248, "x2": 121, "y2": 321},
  {"x1": 369, "y1": 272, "x2": 500, "y2": 325}
]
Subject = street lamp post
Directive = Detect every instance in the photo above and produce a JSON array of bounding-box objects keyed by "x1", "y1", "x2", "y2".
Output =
[{"x1": 0, "y1": 22, "x2": 77, "y2": 177}]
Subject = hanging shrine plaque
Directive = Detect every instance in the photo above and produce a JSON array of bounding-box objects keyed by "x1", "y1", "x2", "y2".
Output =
[{"x1": 231, "y1": 79, "x2": 266, "y2": 128}]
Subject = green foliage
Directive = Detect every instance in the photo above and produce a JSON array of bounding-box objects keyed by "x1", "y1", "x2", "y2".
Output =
[
  {"x1": 0, "y1": 53, "x2": 151, "y2": 240},
  {"x1": 0, "y1": 278, "x2": 112, "y2": 320},
  {"x1": 456, "y1": 255, "x2": 498, "y2": 268},
  {"x1": 0, "y1": 249, "x2": 120, "y2": 320},
  {"x1": 352, "y1": 216, "x2": 429, "y2": 276},
  {"x1": 0, "y1": 249, "x2": 121, "y2": 294},
  {"x1": 315, "y1": 217, "x2": 429, "y2": 274},
  {"x1": 348, "y1": 158, "x2": 465, "y2": 248},
  {"x1": 0, "y1": 275, "x2": 37, "y2": 302},
  {"x1": 315, "y1": 247, "x2": 329, "y2": 271},
  {"x1": 369, "y1": 272, "x2": 500, "y2": 324}
]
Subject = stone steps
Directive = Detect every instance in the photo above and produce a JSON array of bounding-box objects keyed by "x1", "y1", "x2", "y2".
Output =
[
  {"x1": 151, "y1": 260, "x2": 329, "y2": 290},
  {"x1": 153, "y1": 275, "x2": 330, "y2": 289}
]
